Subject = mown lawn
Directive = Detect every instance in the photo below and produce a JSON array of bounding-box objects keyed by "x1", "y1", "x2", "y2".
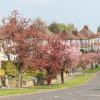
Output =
[
  {"x1": 33, "y1": 74, "x2": 93, "y2": 89},
  {"x1": 85, "y1": 67, "x2": 100, "y2": 73},
  {"x1": 0, "y1": 89, "x2": 41, "y2": 96},
  {"x1": 0, "y1": 67, "x2": 99, "y2": 96}
]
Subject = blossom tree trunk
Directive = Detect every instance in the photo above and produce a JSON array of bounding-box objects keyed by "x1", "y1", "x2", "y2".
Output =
[{"x1": 61, "y1": 69, "x2": 64, "y2": 84}]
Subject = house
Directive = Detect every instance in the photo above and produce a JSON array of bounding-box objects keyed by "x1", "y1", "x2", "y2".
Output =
[
  {"x1": 62, "y1": 25, "x2": 98, "y2": 52},
  {"x1": 0, "y1": 25, "x2": 99, "y2": 66},
  {"x1": 0, "y1": 35, "x2": 16, "y2": 68},
  {"x1": 78, "y1": 25, "x2": 94, "y2": 52},
  {"x1": 92, "y1": 32, "x2": 100, "y2": 51}
]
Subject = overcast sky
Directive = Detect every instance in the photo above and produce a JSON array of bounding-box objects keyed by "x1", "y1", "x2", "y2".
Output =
[{"x1": 0, "y1": 0, "x2": 100, "y2": 32}]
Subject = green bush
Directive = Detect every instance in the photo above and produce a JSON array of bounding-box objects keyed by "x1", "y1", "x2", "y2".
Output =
[{"x1": 2, "y1": 61, "x2": 17, "y2": 77}]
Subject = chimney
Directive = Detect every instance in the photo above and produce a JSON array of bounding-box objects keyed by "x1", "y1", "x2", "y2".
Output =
[
  {"x1": 84, "y1": 25, "x2": 88, "y2": 30},
  {"x1": 72, "y1": 30, "x2": 78, "y2": 36}
]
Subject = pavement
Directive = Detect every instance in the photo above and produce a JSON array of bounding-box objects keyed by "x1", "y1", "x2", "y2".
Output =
[{"x1": 0, "y1": 72, "x2": 100, "y2": 100}]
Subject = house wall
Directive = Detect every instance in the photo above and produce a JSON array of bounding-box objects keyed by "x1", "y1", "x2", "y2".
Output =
[{"x1": 66, "y1": 38, "x2": 100, "y2": 52}]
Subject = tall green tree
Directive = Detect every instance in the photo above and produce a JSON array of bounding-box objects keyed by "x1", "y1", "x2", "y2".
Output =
[
  {"x1": 66, "y1": 24, "x2": 77, "y2": 33},
  {"x1": 48, "y1": 22, "x2": 60, "y2": 33},
  {"x1": 48, "y1": 22, "x2": 77, "y2": 34}
]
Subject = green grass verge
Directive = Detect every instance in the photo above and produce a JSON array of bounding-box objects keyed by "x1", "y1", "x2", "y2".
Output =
[
  {"x1": 33, "y1": 74, "x2": 93, "y2": 89},
  {"x1": 0, "y1": 67, "x2": 99, "y2": 96},
  {"x1": 85, "y1": 67, "x2": 100, "y2": 73},
  {"x1": 0, "y1": 89, "x2": 41, "y2": 96}
]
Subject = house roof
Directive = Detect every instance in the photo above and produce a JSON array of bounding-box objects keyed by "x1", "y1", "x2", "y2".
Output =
[
  {"x1": 66, "y1": 33, "x2": 79, "y2": 40},
  {"x1": 62, "y1": 30, "x2": 80, "y2": 40},
  {"x1": 95, "y1": 32, "x2": 100, "y2": 38},
  {"x1": 78, "y1": 25, "x2": 94, "y2": 39},
  {"x1": 60, "y1": 26, "x2": 94, "y2": 40},
  {"x1": 78, "y1": 33, "x2": 90, "y2": 39}
]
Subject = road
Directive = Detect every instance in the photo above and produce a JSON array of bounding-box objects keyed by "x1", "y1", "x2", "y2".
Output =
[{"x1": 1, "y1": 72, "x2": 100, "y2": 100}]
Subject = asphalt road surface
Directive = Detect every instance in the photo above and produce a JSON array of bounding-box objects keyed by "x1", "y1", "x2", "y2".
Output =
[{"x1": 1, "y1": 72, "x2": 100, "y2": 100}]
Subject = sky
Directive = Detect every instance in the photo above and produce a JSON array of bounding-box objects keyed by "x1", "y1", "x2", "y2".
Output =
[{"x1": 0, "y1": 0, "x2": 100, "y2": 32}]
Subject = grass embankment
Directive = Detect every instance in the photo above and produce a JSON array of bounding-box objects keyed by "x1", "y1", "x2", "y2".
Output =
[{"x1": 0, "y1": 67, "x2": 100, "y2": 96}]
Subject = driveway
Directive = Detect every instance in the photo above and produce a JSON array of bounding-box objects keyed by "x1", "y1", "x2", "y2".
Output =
[{"x1": 1, "y1": 72, "x2": 100, "y2": 100}]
